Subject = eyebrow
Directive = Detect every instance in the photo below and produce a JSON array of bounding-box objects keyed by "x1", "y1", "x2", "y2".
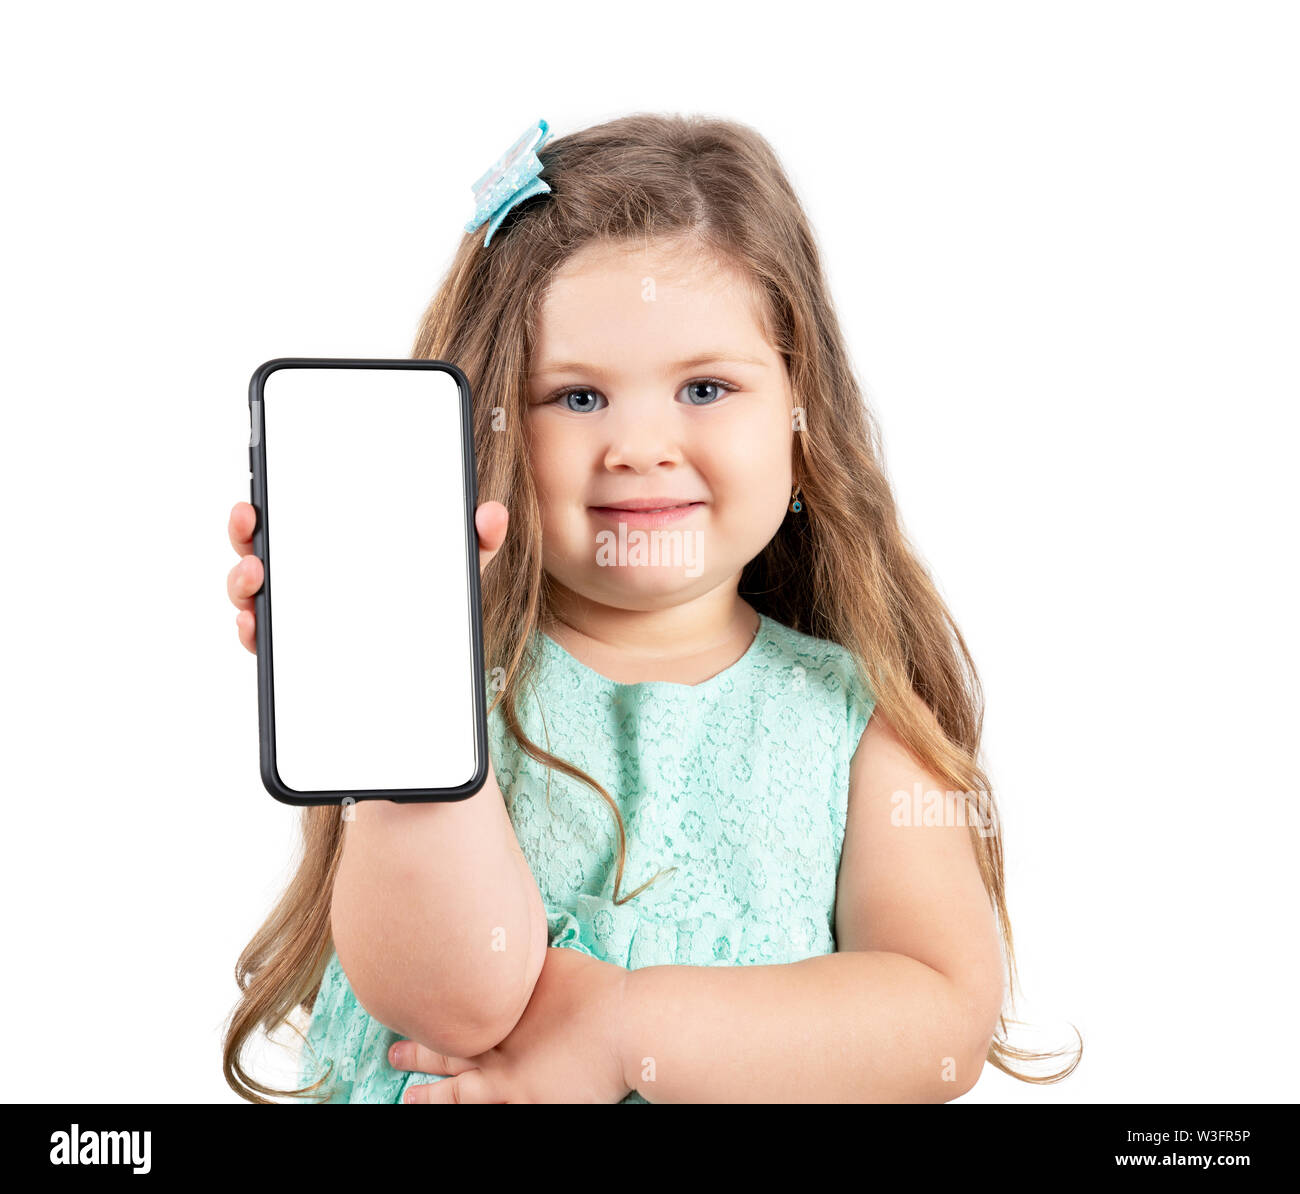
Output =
[{"x1": 529, "y1": 352, "x2": 771, "y2": 379}]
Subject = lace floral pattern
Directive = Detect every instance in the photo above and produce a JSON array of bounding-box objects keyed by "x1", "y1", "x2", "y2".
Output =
[{"x1": 298, "y1": 613, "x2": 875, "y2": 1104}]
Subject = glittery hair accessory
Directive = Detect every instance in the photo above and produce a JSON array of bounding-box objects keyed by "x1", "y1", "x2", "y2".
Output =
[{"x1": 464, "y1": 118, "x2": 552, "y2": 247}]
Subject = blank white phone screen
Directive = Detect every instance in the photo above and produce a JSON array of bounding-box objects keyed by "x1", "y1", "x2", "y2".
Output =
[{"x1": 261, "y1": 366, "x2": 478, "y2": 794}]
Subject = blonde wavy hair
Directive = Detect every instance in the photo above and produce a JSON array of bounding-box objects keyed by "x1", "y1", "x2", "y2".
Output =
[{"x1": 223, "y1": 112, "x2": 1082, "y2": 1101}]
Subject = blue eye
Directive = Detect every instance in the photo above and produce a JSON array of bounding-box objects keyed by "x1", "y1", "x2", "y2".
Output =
[
  {"x1": 679, "y1": 378, "x2": 737, "y2": 406},
  {"x1": 552, "y1": 388, "x2": 607, "y2": 413}
]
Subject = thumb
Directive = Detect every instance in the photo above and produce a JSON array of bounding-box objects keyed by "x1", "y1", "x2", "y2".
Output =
[{"x1": 475, "y1": 501, "x2": 509, "y2": 576}]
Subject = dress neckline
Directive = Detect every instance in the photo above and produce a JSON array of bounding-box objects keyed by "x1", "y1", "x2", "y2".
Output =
[{"x1": 538, "y1": 612, "x2": 770, "y2": 695}]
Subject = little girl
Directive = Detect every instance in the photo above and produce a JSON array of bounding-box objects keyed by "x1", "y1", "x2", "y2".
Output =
[{"x1": 223, "y1": 113, "x2": 1078, "y2": 1103}]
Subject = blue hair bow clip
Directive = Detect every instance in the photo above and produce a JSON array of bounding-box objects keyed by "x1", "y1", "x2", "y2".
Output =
[{"x1": 464, "y1": 118, "x2": 552, "y2": 247}]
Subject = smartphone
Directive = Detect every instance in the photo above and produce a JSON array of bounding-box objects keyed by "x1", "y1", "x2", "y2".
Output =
[{"x1": 247, "y1": 358, "x2": 488, "y2": 805}]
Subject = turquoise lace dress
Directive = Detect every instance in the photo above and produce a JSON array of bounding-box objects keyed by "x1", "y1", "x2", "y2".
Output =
[{"x1": 296, "y1": 612, "x2": 876, "y2": 1103}]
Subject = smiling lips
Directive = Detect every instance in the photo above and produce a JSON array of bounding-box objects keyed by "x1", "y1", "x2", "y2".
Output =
[{"x1": 588, "y1": 497, "x2": 705, "y2": 528}]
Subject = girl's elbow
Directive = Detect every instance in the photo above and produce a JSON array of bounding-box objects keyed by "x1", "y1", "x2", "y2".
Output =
[
  {"x1": 954, "y1": 1033, "x2": 995, "y2": 1098},
  {"x1": 333, "y1": 910, "x2": 549, "y2": 1060},
  {"x1": 344, "y1": 961, "x2": 531, "y2": 1060},
  {"x1": 427, "y1": 946, "x2": 547, "y2": 1058},
  {"x1": 406, "y1": 1009, "x2": 519, "y2": 1061},
  {"x1": 331, "y1": 883, "x2": 548, "y2": 1057},
  {"x1": 954, "y1": 973, "x2": 1005, "y2": 1096}
]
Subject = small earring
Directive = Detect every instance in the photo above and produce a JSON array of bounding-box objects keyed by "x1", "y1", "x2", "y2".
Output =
[{"x1": 789, "y1": 484, "x2": 803, "y2": 514}]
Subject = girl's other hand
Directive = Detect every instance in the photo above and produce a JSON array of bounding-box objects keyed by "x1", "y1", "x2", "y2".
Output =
[{"x1": 227, "y1": 499, "x2": 509, "y2": 655}]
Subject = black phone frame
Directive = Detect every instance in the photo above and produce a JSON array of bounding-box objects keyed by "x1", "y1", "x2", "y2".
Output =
[{"x1": 248, "y1": 357, "x2": 489, "y2": 806}]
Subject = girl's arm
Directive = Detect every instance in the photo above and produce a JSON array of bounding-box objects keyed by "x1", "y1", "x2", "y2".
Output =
[
  {"x1": 615, "y1": 701, "x2": 1006, "y2": 1102},
  {"x1": 329, "y1": 501, "x2": 547, "y2": 1060},
  {"x1": 330, "y1": 764, "x2": 549, "y2": 1061}
]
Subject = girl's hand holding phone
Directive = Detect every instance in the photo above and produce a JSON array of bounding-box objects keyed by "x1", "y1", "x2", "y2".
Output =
[
  {"x1": 225, "y1": 498, "x2": 509, "y2": 655},
  {"x1": 226, "y1": 501, "x2": 264, "y2": 654}
]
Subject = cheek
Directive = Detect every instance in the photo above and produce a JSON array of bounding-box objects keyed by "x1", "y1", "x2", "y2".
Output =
[
  {"x1": 526, "y1": 420, "x2": 591, "y2": 562},
  {"x1": 701, "y1": 421, "x2": 792, "y2": 540},
  {"x1": 525, "y1": 419, "x2": 567, "y2": 513},
  {"x1": 699, "y1": 411, "x2": 792, "y2": 496}
]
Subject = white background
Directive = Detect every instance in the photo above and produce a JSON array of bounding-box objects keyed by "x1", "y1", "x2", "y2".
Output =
[{"x1": 1, "y1": 0, "x2": 1294, "y2": 1103}]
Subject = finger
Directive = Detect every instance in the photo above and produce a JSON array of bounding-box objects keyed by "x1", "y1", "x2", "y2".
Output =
[
  {"x1": 228, "y1": 502, "x2": 258, "y2": 557},
  {"x1": 235, "y1": 609, "x2": 256, "y2": 655},
  {"x1": 227, "y1": 554, "x2": 264, "y2": 612},
  {"x1": 403, "y1": 1069, "x2": 500, "y2": 1104},
  {"x1": 475, "y1": 501, "x2": 508, "y2": 576},
  {"x1": 388, "y1": 1041, "x2": 477, "y2": 1077}
]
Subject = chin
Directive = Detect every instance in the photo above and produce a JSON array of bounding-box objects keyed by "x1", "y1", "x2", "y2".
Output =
[{"x1": 587, "y1": 566, "x2": 713, "y2": 603}]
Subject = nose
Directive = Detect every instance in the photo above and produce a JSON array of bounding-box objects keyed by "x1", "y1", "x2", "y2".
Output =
[{"x1": 601, "y1": 401, "x2": 685, "y2": 473}]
